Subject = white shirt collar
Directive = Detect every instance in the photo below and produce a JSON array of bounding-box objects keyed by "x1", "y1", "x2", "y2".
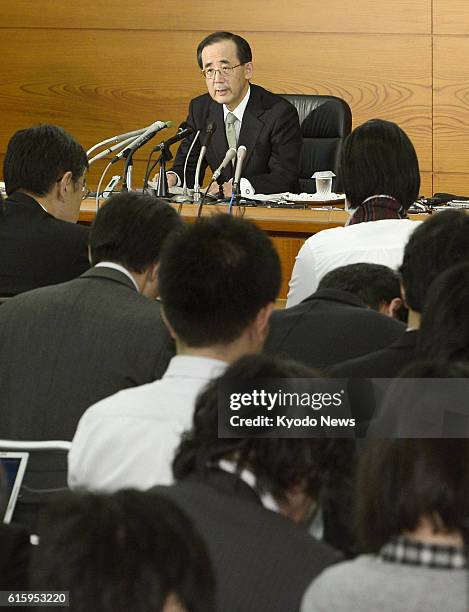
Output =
[
  {"x1": 95, "y1": 262, "x2": 140, "y2": 292},
  {"x1": 218, "y1": 458, "x2": 280, "y2": 513},
  {"x1": 223, "y1": 86, "x2": 251, "y2": 124}
]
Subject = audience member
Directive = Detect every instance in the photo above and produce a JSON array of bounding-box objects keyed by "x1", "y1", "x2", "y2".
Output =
[
  {"x1": 417, "y1": 262, "x2": 469, "y2": 362},
  {"x1": 0, "y1": 124, "x2": 90, "y2": 295},
  {"x1": 301, "y1": 439, "x2": 469, "y2": 612},
  {"x1": 265, "y1": 263, "x2": 405, "y2": 370},
  {"x1": 368, "y1": 360, "x2": 469, "y2": 437},
  {"x1": 68, "y1": 214, "x2": 281, "y2": 490},
  {"x1": 332, "y1": 209, "x2": 469, "y2": 377},
  {"x1": 287, "y1": 119, "x2": 421, "y2": 307},
  {"x1": 0, "y1": 192, "x2": 180, "y2": 440},
  {"x1": 154, "y1": 354, "x2": 345, "y2": 612},
  {"x1": 32, "y1": 489, "x2": 215, "y2": 612}
]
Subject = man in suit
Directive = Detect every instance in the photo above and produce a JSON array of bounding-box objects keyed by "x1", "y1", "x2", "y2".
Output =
[
  {"x1": 0, "y1": 193, "x2": 181, "y2": 441},
  {"x1": 264, "y1": 263, "x2": 405, "y2": 371},
  {"x1": 0, "y1": 124, "x2": 90, "y2": 296},
  {"x1": 331, "y1": 210, "x2": 469, "y2": 377},
  {"x1": 168, "y1": 31, "x2": 302, "y2": 196}
]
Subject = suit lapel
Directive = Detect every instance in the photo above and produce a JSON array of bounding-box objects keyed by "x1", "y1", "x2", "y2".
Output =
[
  {"x1": 206, "y1": 101, "x2": 230, "y2": 179},
  {"x1": 238, "y1": 85, "x2": 265, "y2": 171}
]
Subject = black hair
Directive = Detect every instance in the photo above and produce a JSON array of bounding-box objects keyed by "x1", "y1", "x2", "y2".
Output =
[
  {"x1": 173, "y1": 353, "x2": 354, "y2": 503},
  {"x1": 318, "y1": 263, "x2": 401, "y2": 311},
  {"x1": 158, "y1": 214, "x2": 281, "y2": 347},
  {"x1": 32, "y1": 489, "x2": 215, "y2": 612},
  {"x1": 356, "y1": 439, "x2": 469, "y2": 553},
  {"x1": 339, "y1": 119, "x2": 420, "y2": 210},
  {"x1": 417, "y1": 262, "x2": 469, "y2": 361},
  {"x1": 3, "y1": 124, "x2": 88, "y2": 197},
  {"x1": 89, "y1": 192, "x2": 182, "y2": 273},
  {"x1": 400, "y1": 209, "x2": 469, "y2": 313},
  {"x1": 196, "y1": 31, "x2": 252, "y2": 68}
]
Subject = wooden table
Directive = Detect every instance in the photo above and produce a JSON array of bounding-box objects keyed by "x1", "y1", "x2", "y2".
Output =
[{"x1": 80, "y1": 200, "x2": 425, "y2": 299}]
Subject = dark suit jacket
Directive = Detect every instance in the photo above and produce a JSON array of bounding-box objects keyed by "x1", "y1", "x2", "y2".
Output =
[
  {"x1": 264, "y1": 289, "x2": 405, "y2": 371},
  {"x1": 171, "y1": 83, "x2": 302, "y2": 194},
  {"x1": 330, "y1": 330, "x2": 419, "y2": 378},
  {"x1": 0, "y1": 192, "x2": 89, "y2": 296},
  {"x1": 0, "y1": 267, "x2": 174, "y2": 440},
  {"x1": 154, "y1": 469, "x2": 341, "y2": 612}
]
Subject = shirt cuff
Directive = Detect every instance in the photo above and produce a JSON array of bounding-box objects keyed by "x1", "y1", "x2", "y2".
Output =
[
  {"x1": 240, "y1": 178, "x2": 255, "y2": 197},
  {"x1": 166, "y1": 171, "x2": 181, "y2": 187}
]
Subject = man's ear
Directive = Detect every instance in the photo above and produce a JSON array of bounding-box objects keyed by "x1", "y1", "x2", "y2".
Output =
[
  {"x1": 161, "y1": 307, "x2": 177, "y2": 340},
  {"x1": 244, "y1": 61, "x2": 253, "y2": 80},
  {"x1": 379, "y1": 297, "x2": 403, "y2": 319},
  {"x1": 57, "y1": 171, "x2": 73, "y2": 201},
  {"x1": 252, "y1": 302, "x2": 274, "y2": 342}
]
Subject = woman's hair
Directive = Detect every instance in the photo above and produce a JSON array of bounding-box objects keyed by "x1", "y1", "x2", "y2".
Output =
[
  {"x1": 356, "y1": 439, "x2": 469, "y2": 552},
  {"x1": 339, "y1": 118, "x2": 420, "y2": 210},
  {"x1": 417, "y1": 262, "x2": 469, "y2": 361}
]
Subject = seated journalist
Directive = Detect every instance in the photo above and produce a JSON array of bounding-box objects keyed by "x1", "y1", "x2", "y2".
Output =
[
  {"x1": 167, "y1": 31, "x2": 302, "y2": 197},
  {"x1": 0, "y1": 124, "x2": 90, "y2": 296}
]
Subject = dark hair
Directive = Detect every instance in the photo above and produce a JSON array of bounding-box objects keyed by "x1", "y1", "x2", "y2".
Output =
[
  {"x1": 318, "y1": 263, "x2": 401, "y2": 311},
  {"x1": 417, "y1": 262, "x2": 469, "y2": 361},
  {"x1": 357, "y1": 439, "x2": 469, "y2": 552},
  {"x1": 196, "y1": 31, "x2": 252, "y2": 68},
  {"x1": 173, "y1": 353, "x2": 348, "y2": 501},
  {"x1": 32, "y1": 489, "x2": 215, "y2": 612},
  {"x1": 399, "y1": 359, "x2": 469, "y2": 378},
  {"x1": 400, "y1": 210, "x2": 469, "y2": 313},
  {"x1": 158, "y1": 214, "x2": 281, "y2": 347},
  {"x1": 3, "y1": 124, "x2": 88, "y2": 196},
  {"x1": 89, "y1": 193, "x2": 182, "y2": 273},
  {"x1": 339, "y1": 119, "x2": 420, "y2": 210}
]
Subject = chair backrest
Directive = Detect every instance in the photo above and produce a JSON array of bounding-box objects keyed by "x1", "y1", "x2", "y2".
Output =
[
  {"x1": 280, "y1": 94, "x2": 352, "y2": 193},
  {"x1": 0, "y1": 440, "x2": 71, "y2": 534}
]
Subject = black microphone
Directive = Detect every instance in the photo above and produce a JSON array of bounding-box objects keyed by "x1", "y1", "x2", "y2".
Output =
[
  {"x1": 193, "y1": 122, "x2": 217, "y2": 203},
  {"x1": 152, "y1": 122, "x2": 193, "y2": 152}
]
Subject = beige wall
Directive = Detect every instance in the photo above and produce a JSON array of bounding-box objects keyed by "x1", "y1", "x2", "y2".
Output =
[{"x1": 1, "y1": 1, "x2": 468, "y2": 196}]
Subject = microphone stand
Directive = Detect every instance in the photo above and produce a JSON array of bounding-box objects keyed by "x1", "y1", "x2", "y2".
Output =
[
  {"x1": 155, "y1": 146, "x2": 173, "y2": 198},
  {"x1": 121, "y1": 151, "x2": 134, "y2": 192}
]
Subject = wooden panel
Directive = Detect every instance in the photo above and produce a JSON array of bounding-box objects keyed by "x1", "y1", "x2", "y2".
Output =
[
  {"x1": 2, "y1": 1, "x2": 431, "y2": 34},
  {"x1": 433, "y1": 0, "x2": 469, "y2": 35},
  {"x1": 420, "y1": 172, "x2": 432, "y2": 197},
  {"x1": 433, "y1": 173, "x2": 469, "y2": 196},
  {"x1": 0, "y1": 30, "x2": 432, "y2": 181},
  {"x1": 256, "y1": 33, "x2": 432, "y2": 171},
  {"x1": 433, "y1": 37, "x2": 469, "y2": 174}
]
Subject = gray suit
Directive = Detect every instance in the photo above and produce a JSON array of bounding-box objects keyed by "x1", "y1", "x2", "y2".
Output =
[{"x1": 0, "y1": 267, "x2": 174, "y2": 440}]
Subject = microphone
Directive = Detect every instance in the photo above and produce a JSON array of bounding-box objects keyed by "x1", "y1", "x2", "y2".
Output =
[
  {"x1": 112, "y1": 120, "x2": 172, "y2": 163},
  {"x1": 193, "y1": 122, "x2": 217, "y2": 203},
  {"x1": 152, "y1": 122, "x2": 193, "y2": 152},
  {"x1": 88, "y1": 134, "x2": 139, "y2": 165},
  {"x1": 232, "y1": 145, "x2": 247, "y2": 196},
  {"x1": 86, "y1": 126, "x2": 148, "y2": 157},
  {"x1": 212, "y1": 148, "x2": 237, "y2": 182}
]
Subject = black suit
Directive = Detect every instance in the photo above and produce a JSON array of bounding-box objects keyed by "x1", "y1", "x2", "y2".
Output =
[
  {"x1": 0, "y1": 267, "x2": 174, "y2": 440},
  {"x1": 264, "y1": 289, "x2": 405, "y2": 371},
  {"x1": 330, "y1": 330, "x2": 419, "y2": 378},
  {"x1": 0, "y1": 523, "x2": 30, "y2": 590},
  {"x1": 0, "y1": 192, "x2": 89, "y2": 296},
  {"x1": 154, "y1": 469, "x2": 340, "y2": 612},
  {"x1": 171, "y1": 84, "x2": 302, "y2": 194}
]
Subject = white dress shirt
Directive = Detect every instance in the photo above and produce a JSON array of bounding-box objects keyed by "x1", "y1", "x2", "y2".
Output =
[
  {"x1": 68, "y1": 355, "x2": 227, "y2": 491},
  {"x1": 95, "y1": 261, "x2": 139, "y2": 291},
  {"x1": 286, "y1": 219, "x2": 422, "y2": 308}
]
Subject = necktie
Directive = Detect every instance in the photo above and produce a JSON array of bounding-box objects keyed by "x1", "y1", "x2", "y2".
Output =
[{"x1": 225, "y1": 112, "x2": 238, "y2": 151}]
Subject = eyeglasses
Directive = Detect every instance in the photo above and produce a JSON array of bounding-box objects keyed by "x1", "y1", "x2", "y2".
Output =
[{"x1": 201, "y1": 63, "x2": 245, "y2": 80}]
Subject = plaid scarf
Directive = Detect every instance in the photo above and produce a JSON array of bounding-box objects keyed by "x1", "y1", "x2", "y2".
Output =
[
  {"x1": 348, "y1": 195, "x2": 407, "y2": 225},
  {"x1": 380, "y1": 536, "x2": 466, "y2": 570}
]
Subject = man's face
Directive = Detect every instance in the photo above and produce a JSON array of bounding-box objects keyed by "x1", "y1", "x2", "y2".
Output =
[{"x1": 201, "y1": 39, "x2": 253, "y2": 111}]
